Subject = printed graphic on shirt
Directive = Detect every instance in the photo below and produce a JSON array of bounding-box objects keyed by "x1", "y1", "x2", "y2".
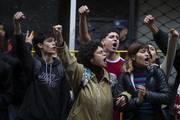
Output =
[
  {"x1": 109, "y1": 72, "x2": 117, "y2": 87},
  {"x1": 38, "y1": 72, "x2": 59, "y2": 87},
  {"x1": 81, "y1": 68, "x2": 92, "y2": 87}
]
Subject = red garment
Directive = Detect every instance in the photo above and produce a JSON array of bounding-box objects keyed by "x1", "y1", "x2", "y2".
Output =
[
  {"x1": 175, "y1": 85, "x2": 180, "y2": 120},
  {"x1": 106, "y1": 56, "x2": 125, "y2": 78},
  {"x1": 3, "y1": 39, "x2": 13, "y2": 53},
  {"x1": 106, "y1": 56, "x2": 125, "y2": 120},
  {"x1": 7, "y1": 40, "x2": 13, "y2": 52}
]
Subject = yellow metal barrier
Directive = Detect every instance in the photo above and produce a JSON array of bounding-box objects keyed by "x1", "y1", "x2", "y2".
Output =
[{"x1": 31, "y1": 49, "x2": 162, "y2": 56}]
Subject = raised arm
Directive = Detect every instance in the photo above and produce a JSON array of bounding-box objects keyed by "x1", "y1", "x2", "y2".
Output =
[
  {"x1": 78, "y1": 5, "x2": 91, "y2": 44},
  {"x1": 13, "y1": 12, "x2": 29, "y2": 60},
  {"x1": 144, "y1": 15, "x2": 180, "y2": 79},
  {"x1": 25, "y1": 30, "x2": 34, "y2": 45},
  {"x1": 144, "y1": 15, "x2": 168, "y2": 53},
  {"x1": 13, "y1": 12, "x2": 34, "y2": 83},
  {"x1": 24, "y1": 30, "x2": 34, "y2": 52},
  {"x1": 144, "y1": 15, "x2": 159, "y2": 34},
  {"x1": 161, "y1": 29, "x2": 179, "y2": 79},
  {"x1": 13, "y1": 12, "x2": 25, "y2": 35},
  {"x1": 54, "y1": 25, "x2": 83, "y2": 95}
]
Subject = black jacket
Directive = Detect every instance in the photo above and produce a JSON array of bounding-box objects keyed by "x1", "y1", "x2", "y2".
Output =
[
  {"x1": 0, "y1": 58, "x2": 13, "y2": 120},
  {"x1": 0, "y1": 53, "x2": 28, "y2": 106},
  {"x1": 113, "y1": 65, "x2": 171, "y2": 120},
  {"x1": 153, "y1": 30, "x2": 180, "y2": 91},
  {"x1": 15, "y1": 35, "x2": 72, "y2": 120},
  {"x1": 0, "y1": 35, "x2": 30, "y2": 106}
]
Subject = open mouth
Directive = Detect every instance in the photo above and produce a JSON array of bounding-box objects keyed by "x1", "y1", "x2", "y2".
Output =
[
  {"x1": 112, "y1": 43, "x2": 117, "y2": 48},
  {"x1": 103, "y1": 57, "x2": 107, "y2": 64},
  {"x1": 52, "y1": 46, "x2": 56, "y2": 49},
  {"x1": 144, "y1": 58, "x2": 149, "y2": 64},
  {"x1": 112, "y1": 43, "x2": 118, "y2": 50},
  {"x1": 145, "y1": 58, "x2": 149, "y2": 61},
  {"x1": 103, "y1": 57, "x2": 106, "y2": 62}
]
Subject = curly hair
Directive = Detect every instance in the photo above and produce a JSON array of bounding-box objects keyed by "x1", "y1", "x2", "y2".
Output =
[{"x1": 78, "y1": 40, "x2": 101, "y2": 68}]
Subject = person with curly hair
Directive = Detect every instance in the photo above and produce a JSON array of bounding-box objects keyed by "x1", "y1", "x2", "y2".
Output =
[{"x1": 56, "y1": 24, "x2": 115, "y2": 120}]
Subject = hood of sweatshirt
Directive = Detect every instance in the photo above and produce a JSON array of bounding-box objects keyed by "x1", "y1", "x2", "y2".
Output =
[{"x1": 34, "y1": 56, "x2": 64, "y2": 88}]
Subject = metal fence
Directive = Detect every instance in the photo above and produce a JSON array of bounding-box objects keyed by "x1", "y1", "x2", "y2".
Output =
[{"x1": 137, "y1": 0, "x2": 180, "y2": 85}]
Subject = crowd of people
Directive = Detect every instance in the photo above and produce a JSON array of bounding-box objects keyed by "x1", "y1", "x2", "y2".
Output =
[{"x1": 0, "y1": 5, "x2": 180, "y2": 120}]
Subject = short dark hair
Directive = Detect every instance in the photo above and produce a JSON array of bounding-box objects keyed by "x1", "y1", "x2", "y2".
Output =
[
  {"x1": 33, "y1": 31, "x2": 53, "y2": 57},
  {"x1": 33, "y1": 31, "x2": 53, "y2": 46},
  {"x1": 99, "y1": 27, "x2": 119, "y2": 41},
  {"x1": 78, "y1": 40, "x2": 101, "y2": 68}
]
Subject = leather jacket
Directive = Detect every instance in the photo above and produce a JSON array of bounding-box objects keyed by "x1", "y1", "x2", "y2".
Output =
[{"x1": 113, "y1": 64, "x2": 171, "y2": 120}]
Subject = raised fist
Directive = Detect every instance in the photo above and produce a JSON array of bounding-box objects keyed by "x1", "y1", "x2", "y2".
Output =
[
  {"x1": 144, "y1": 15, "x2": 154, "y2": 26},
  {"x1": 169, "y1": 28, "x2": 179, "y2": 39},
  {"x1": 53, "y1": 25, "x2": 62, "y2": 36},
  {"x1": 13, "y1": 11, "x2": 26, "y2": 23},
  {"x1": 78, "y1": 5, "x2": 89, "y2": 15}
]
